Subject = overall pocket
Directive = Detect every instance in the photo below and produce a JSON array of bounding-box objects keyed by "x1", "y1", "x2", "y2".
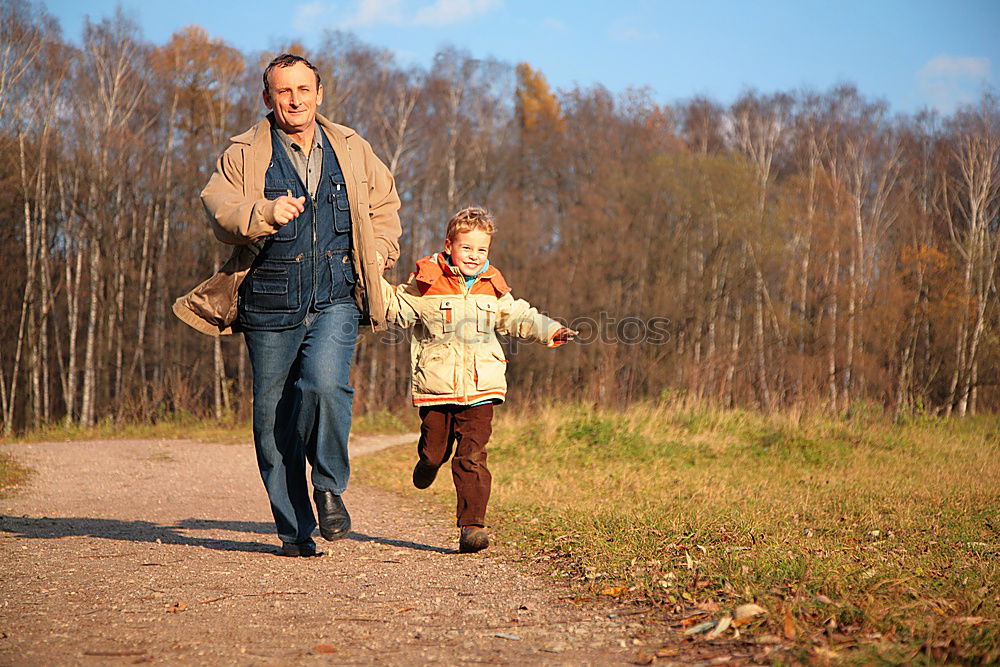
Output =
[
  {"x1": 263, "y1": 183, "x2": 299, "y2": 241},
  {"x1": 330, "y1": 174, "x2": 351, "y2": 233},
  {"x1": 242, "y1": 259, "x2": 301, "y2": 314},
  {"x1": 316, "y1": 249, "x2": 356, "y2": 306}
]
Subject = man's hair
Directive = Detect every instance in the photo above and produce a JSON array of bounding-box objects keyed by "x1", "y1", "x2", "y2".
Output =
[
  {"x1": 446, "y1": 206, "x2": 496, "y2": 241},
  {"x1": 263, "y1": 53, "x2": 322, "y2": 92}
]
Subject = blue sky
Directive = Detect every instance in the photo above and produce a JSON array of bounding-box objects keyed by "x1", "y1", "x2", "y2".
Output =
[{"x1": 48, "y1": 0, "x2": 999, "y2": 115}]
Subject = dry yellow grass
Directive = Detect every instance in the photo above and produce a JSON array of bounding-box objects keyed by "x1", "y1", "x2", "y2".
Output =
[{"x1": 354, "y1": 401, "x2": 1000, "y2": 664}]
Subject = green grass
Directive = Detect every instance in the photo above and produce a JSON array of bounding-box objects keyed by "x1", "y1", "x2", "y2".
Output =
[
  {"x1": 8, "y1": 412, "x2": 253, "y2": 445},
  {"x1": 353, "y1": 401, "x2": 1000, "y2": 664},
  {"x1": 0, "y1": 452, "x2": 29, "y2": 498},
  {"x1": 5, "y1": 408, "x2": 416, "y2": 445},
  {"x1": 350, "y1": 408, "x2": 419, "y2": 435}
]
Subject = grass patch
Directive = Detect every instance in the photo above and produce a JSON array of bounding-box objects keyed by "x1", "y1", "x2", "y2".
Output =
[
  {"x1": 0, "y1": 452, "x2": 30, "y2": 498},
  {"x1": 6, "y1": 408, "x2": 417, "y2": 445},
  {"x1": 353, "y1": 401, "x2": 1000, "y2": 664},
  {"x1": 350, "y1": 409, "x2": 419, "y2": 435},
  {"x1": 7, "y1": 412, "x2": 252, "y2": 445}
]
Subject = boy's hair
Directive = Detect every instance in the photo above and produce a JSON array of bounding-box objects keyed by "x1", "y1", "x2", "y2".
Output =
[{"x1": 446, "y1": 207, "x2": 495, "y2": 241}]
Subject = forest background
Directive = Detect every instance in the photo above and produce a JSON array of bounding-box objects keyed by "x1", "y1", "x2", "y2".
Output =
[{"x1": 1, "y1": 0, "x2": 999, "y2": 434}]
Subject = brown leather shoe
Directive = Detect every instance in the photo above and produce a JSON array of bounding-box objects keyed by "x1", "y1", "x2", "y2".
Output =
[
  {"x1": 459, "y1": 526, "x2": 489, "y2": 553},
  {"x1": 313, "y1": 489, "x2": 351, "y2": 541},
  {"x1": 412, "y1": 460, "x2": 439, "y2": 489}
]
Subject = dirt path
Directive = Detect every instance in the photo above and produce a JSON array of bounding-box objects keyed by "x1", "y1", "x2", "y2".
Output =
[{"x1": 0, "y1": 436, "x2": 640, "y2": 665}]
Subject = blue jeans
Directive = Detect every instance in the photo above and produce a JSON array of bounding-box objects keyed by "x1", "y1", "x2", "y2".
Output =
[{"x1": 243, "y1": 301, "x2": 360, "y2": 545}]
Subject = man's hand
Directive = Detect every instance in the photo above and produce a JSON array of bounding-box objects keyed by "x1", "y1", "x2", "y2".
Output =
[
  {"x1": 550, "y1": 327, "x2": 578, "y2": 347},
  {"x1": 272, "y1": 195, "x2": 306, "y2": 226}
]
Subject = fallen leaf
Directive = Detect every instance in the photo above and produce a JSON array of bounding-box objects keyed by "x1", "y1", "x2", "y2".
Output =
[
  {"x1": 684, "y1": 620, "x2": 717, "y2": 636},
  {"x1": 311, "y1": 645, "x2": 337, "y2": 654},
  {"x1": 83, "y1": 650, "x2": 147, "y2": 657},
  {"x1": 495, "y1": 633, "x2": 521, "y2": 641},
  {"x1": 955, "y1": 616, "x2": 986, "y2": 626},
  {"x1": 733, "y1": 603, "x2": 767, "y2": 623},
  {"x1": 166, "y1": 601, "x2": 187, "y2": 613},
  {"x1": 679, "y1": 612, "x2": 709, "y2": 628},
  {"x1": 706, "y1": 615, "x2": 732, "y2": 639},
  {"x1": 599, "y1": 586, "x2": 628, "y2": 596},
  {"x1": 814, "y1": 594, "x2": 834, "y2": 605},
  {"x1": 697, "y1": 600, "x2": 721, "y2": 612},
  {"x1": 634, "y1": 650, "x2": 655, "y2": 665},
  {"x1": 782, "y1": 608, "x2": 796, "y2": 640}
]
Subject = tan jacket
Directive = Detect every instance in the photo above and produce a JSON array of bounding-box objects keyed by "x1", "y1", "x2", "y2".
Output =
[
  {"x1": 172, "y1": 113, "x2": 402, "y2": 334},
  {"x1": 382, "y1": 254, "x2": 563, "y2": 407}
]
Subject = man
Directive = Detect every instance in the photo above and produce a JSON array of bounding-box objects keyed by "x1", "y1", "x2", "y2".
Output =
[{"x1": 173, "y1": 54, "x2": 401, "y2": 557}]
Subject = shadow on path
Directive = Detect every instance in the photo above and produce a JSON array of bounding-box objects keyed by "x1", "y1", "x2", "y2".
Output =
[
  {"x1": 0, "y1": 515, "x2": 277, "y2": 554},
  {"x1": 176, "y1": 518, "x2": 456, "y2": 554},
  {"x1": 2, "y1": 516, "x2": 455, "y2": 556},
  {"x1": 347, "y1": 531, "x2": 455, "y2": 555}
]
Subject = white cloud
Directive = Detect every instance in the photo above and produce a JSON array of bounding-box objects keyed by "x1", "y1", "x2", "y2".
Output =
[
  {"x1": 917, "y1": 55, "x2": 992, "y2": 113},
  {"x1": 542, "y1": 18, "x2": 568, "y2": 34},
  {"x1": 292, "y1": 1, "x2": 331, "y2": 32},
  {"x1": 608, "y1": 17, "x2": 658, "y2": 43},
  {"x1": 293, "y1": 0, "x2": 495, "y2": 31},
  {"x1": 413, "y1": 0, "x2": 502, "y2": 26},
  {"x1": 349, "y1": 0, "x2": 406, "y2": 27}
]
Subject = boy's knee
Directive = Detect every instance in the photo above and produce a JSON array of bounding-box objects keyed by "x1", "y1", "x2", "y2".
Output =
[{"x1": 453, "y1": 450, "x2": 488, "y2": 471}]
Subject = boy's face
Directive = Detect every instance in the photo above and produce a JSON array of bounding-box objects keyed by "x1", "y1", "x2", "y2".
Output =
[{"x1": 444, "y1": 229, "x2": 492, "y2": 277}]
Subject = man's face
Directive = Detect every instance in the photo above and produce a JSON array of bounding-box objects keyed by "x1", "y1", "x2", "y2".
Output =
[
  {"x1": 444, "y1": 229, "x2": 492, "y2": 277},
  {"x1": 263, "y1": 62, "x2": 323, "y2": 136}
]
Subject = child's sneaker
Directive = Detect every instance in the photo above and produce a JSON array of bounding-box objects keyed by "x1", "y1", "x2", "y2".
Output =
[
  {"x1": 412, "y1": 460, "x2": 438, "y2": 489},
  {"x1": 459, "y1": 526, "x2": 489, "y2": 553}
]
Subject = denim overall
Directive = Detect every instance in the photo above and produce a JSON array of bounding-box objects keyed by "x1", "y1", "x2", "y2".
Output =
[{"x1": 240, "y1": 127, "x2": 360, "y2": 546}]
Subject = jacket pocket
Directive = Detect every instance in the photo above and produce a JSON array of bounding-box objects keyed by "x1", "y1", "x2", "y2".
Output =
[
  {"x1": 476, "y1": 300, "x2": 497, "y2": 333},
  {"x1": 414, "y1": 344, "x2": 458, "y2": 395},
  {"x1": 474, "y1": 350, "x2": 507, "y2": 392},
  {"x1": 438, "y1": 299, "x2": 456, "y2": 334},
  {"x1": 242, "y1": 260, "x2": 301, "y2": 314},
  {"x1": 263, "y1": 184, "x2": 298, "y2": 241}
]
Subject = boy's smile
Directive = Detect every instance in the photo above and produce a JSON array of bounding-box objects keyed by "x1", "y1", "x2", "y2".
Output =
[{"x1": 444, "y1": 229, "x2": 491, "y2": 277}]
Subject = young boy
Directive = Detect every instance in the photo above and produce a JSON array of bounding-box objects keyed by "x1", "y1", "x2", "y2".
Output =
[{"x1": 381, "y1": 207, "x2": 575, "y2": 553}]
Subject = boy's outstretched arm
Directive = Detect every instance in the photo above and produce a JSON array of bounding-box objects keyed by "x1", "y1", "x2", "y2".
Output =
[
  {"x1": 495, "y1": 293, "x2": 576, "y2": 347},
  {"x1": 379, "y1": 275, "x2": 421, "y2": 329}
]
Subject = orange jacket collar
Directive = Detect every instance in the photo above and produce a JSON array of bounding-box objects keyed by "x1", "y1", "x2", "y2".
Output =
[{"x1": 413, "y1": 253, "x2": 511, "y2": 297}]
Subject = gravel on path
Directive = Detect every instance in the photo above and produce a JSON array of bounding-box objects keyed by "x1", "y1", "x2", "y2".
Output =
[{"x1": 0, "y1": 436, "x2": 640, "y2": 665}]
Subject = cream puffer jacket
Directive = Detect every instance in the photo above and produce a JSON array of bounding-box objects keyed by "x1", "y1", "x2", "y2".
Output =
[{"x1": 381, "y1": 253, "x2": 563, "y2": 407}]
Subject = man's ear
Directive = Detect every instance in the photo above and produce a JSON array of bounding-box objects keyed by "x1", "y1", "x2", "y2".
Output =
[
  {"x1": 262, "y1": 88, "x2": 273, "y2": 110},
  {"x1": 316, "y1": 84, "x2": 324, "y2": 107}
]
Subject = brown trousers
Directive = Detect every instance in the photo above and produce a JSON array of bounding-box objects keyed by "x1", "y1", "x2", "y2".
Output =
[{"x1": 417, "y1": 403, "x2": 494, "y2": 527}]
